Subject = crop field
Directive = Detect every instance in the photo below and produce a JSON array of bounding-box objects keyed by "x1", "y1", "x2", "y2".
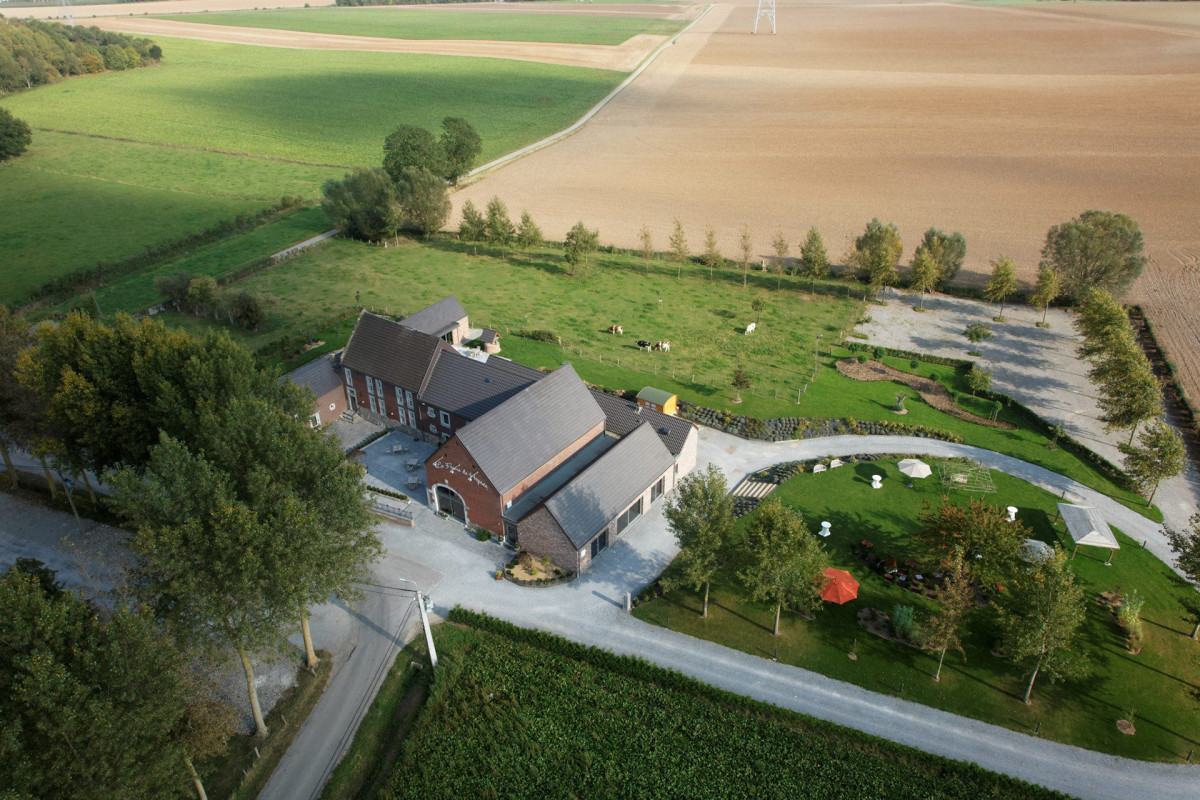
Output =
[
  {"x1": 636, "y1": 460, "x2": 1200, "y2": 760},
  {"x1": 451, "y1": 0, "x2": 1200, "y2": 400},
  {"x1": 382, "y1": 616, "x2": 1060, "y2": 798},
  {"x1": 153, "y1": 8, "x2": 686, "y2": 45}
]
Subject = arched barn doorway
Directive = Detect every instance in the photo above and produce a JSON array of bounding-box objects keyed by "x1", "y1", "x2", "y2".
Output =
[{"x1": 435, "y1": 485, "x2": 466, "y2": 523}]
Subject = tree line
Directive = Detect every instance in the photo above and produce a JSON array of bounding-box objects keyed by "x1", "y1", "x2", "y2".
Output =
[
  {"x1": 153, "y1": 272, "x2": 267, "y2": 331},
  {"x1": 0, "y1": 17, "x2": 162, "y2": 95},
  {"x1": 0, "y1": 309, "x2": 381, "y2": 799}
]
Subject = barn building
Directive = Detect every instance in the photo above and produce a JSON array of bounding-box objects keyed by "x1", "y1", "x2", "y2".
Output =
[{"x1": 338, "y1": 301, "x2": 698, "y2": 572}]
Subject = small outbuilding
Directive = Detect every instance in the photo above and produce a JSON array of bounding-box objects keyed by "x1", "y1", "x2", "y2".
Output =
[
  {"x1": 636, "y1": 386, "x2": 678, "y2": 416},
  {"x1": 480, "y1": 329, "x2": 501, "y2": 354},
  {"x1": 282, "y1": 351, "x2": 346, "y2": 428},
  {"x1": 1058, "y1": 503, "x2": 1120, "y2": 564}
]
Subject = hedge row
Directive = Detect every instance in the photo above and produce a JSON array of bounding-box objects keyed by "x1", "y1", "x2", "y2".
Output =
[
  {"x1": 1132, "y1": 306, "x2": 1199, "y2": 438},
  {"x1": 18, "y1": 198, "x2": 306, "y2": 307}
]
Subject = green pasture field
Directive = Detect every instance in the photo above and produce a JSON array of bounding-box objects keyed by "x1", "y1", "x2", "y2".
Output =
[
  {"x1": 155, "y1": 8, "x2": 685, "y2": 45},
  {"x1": 0, "y1": 130, "x2": 342, "y2": 303},
  {"x1": 635, "y1": 460, "x2": 1200, "y2": 761},
  {"x1": 147, "y1": 235, "x2": 1151, "y2": 516},
  {"x1": 2, "y1": 38, "x2": 625, "y2": 167},
  {"x1": 1, "y1": 39, "x2": 618, "y2": 303},
  {"x1": 377, "y1": 620, "x2": 1059, "y2": 798}
]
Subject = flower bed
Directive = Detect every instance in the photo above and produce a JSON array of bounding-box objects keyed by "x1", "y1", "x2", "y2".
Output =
[
  {"x1": 677, "y1": 401, "x2": 961, "y2": 444},
  {"x1": 503, "y1": 552, "x2": 575, "y2": 588}
]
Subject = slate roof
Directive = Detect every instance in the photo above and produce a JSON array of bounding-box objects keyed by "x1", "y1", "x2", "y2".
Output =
[
  {"x1": 281, "y1": 351, "x2": 342, "y2": 398},
  {"x1": 481, "y1": 329, "x2": 499, "y2": 344},
  {"x1": 589, "y1": 390, "x2": 695, "y2": 456},
  {"x1": 399, "y1": 295, "x2": 467, "y2": 337},
  {"x1": 457, "y1": 364, "x2": 603, "y2": 496},
  {"x1": 341, "y1": 312, "x2": 451, "y2": 393},
  {"x1": 422, "y1": 351, "x2": 544, "y2": 421},
  {"x1": 544, "y1": 423, "x2": 675, "y2": 548}
]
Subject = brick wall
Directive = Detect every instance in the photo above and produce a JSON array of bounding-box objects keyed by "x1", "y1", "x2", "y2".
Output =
[
  {"x1": 425, "y1": 437, "x2": 502, "y2": 534},
  {"x1": 674, "y1": 424, "x2": 699, "y2": 479},
  {"x1": 514, "y1": 507, "x2": 579, "y2": 573}
]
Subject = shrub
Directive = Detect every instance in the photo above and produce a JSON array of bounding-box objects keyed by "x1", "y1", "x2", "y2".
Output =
[
  {"x1": 0, "y1": 107, "x2": 32, "y2": 162},
  {"x1": 909, "y1": 359, "x2": 919, "y2": 371},
  {"x1": 964, "y1": 322, "x2": 993, "y2": 343},
  {"x1": 473, "y1": 528, "x2": 490, "y2": 542},
  {"x1": 872, "y1": 346, "x2": 886, "y2": 360},
  {"x1": 857, "y1": 355, "x2": 868, "y2": 364},
  {"x1": 892, "y1": 604, "x2": 916, "y2": 640},
  {"x1": 524, "y1": 329, "x2": 558, "y2": 344}
]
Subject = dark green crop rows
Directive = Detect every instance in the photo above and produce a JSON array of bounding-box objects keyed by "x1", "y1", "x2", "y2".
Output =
[{"x1": 380, "y1": 611, "x2": 1064, "y2": 800}]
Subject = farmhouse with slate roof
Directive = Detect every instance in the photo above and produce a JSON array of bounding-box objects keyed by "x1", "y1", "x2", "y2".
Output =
[{"x1": 339, "y1": 300, "x2": 698, "y2": 572}]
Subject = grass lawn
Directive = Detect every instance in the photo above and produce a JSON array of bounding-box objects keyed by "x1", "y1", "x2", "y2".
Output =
[
  {"x1": 2, "y1": 38, "x2": 625, "y2": 167},
  {"x1": 155, "y1": 8, "x2": 685, "y2": 45},
  {"x1": 379, "y1": 617, "x2": 1062, "y2": 798},
  {"x1": 635, "y1": 460, "x2": 1200, "y2": 761},
  {"x1": 143, "y1": 233, "x2": 1152, "y2": 515}
]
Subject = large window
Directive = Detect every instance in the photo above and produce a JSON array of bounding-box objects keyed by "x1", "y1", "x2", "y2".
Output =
[
  {"x1": 590, "y1": 530, "x2": 609, "y2": 559},
  {"x1": 616, "y1": 498, "x2": 643, "y2": 535}
]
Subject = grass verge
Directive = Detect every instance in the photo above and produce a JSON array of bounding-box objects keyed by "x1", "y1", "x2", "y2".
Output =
[
  {"x1": 635, "y1": 460, "x2": 1200, "y2": 761},
  {"x1": 201, "y1": 653, "x2": 333, "y2": 800},
  {"x1": 319, "y1": 646, "x2": 430, "y2": 800}
]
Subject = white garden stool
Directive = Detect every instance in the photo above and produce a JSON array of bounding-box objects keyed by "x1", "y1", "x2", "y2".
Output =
[
  {"x1": 871, "y1": 475, "x2": 883, "y2": 489},
  {"x1": 820, "y1": 521, "x2": 832, "y2": 537},
  {"x1": 1006, "y1": 506, "x2": 1018, "y2": 523}
]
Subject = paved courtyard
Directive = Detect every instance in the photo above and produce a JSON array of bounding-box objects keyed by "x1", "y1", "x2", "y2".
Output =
[{"x1": 857, "y1": 289, "x2": 1199, "y2": 531}]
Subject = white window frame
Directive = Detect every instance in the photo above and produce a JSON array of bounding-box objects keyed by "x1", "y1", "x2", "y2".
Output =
[{"x1": 439, "y1": 410, "x2": 451, "y2": 428}]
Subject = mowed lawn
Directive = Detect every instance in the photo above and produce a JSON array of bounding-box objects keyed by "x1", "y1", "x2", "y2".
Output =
[
  {"x1": 0, "y1": 38, "x2": 621, "y2": 301},
  {"x1": 635, "y1": 460, "x2": 1200, "y2": 761},
  {"x1": 154, "y1": 8, "x2": 685, "y2": 45},
  {"x1": 2, "y1": 37, "x2": 625, "y2": 166}
]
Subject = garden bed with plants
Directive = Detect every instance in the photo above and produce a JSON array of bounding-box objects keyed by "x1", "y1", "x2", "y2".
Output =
[
  {"x1": 635, "y1": 459, "x2": 1200, "y2": 760},
  {"x1": 836, "y1": 357, "x2": 1014, "y2": 430},
  {"x1": 503, "y1": 551, "x2": 574, "y2": 587},
  {"x1": 677, "y1": 400, "x2": 963, "y2": 444}
]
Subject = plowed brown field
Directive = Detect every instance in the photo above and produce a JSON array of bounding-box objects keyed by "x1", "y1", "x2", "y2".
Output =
[{"x1": 449, "y1": 0, "x2": 1199, "y2": 407}]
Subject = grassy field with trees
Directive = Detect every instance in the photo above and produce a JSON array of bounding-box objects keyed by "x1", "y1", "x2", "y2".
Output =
[
  {"x1": 155, "y1": 7, "x2": 686, "y2": 45},
  {"x1": 0, "y1": 37, "x2": 622, "y2": 302},
  {"x1": 635, "y1": 459, "x2": 1200, "y2": 761},
  {"x1": 365, "y1": 613, "x2": 1064, "y2": 799}
]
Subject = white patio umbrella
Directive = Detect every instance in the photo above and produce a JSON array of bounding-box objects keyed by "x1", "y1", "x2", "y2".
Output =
[{"x1": 897, "y1": 458, "x2": 932, "y2": 479}]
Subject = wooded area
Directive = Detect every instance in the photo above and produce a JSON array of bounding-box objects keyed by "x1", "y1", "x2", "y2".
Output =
[{"x1": 0, "y1": 18, "x2": 161, "y2": 94}]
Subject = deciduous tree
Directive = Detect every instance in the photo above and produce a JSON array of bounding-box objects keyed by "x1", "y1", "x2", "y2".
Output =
[
  {"x1": 484, "y1": 196, "x2": 515, "y2": 248},
  {"x1": 395, "y1": 166, "x2": 450, "y2": 236},
  {"x1": 439, "y1": 116, "x2": 481, "y2": 184},
  {"x1": 1119, "y1": 420, "x2": 1185, "y2": 506},
  {"x1": 996, "y1": 548, "x2": 1089, "y2": 704},
  {"x1": 1092, "y1": 347, "x2": 1161, "y2": 444},
  {"x1": 321, "y1": 168, "x2": 401, "y2": 243},
  {"x1": 564, "y1": 221, "x2": 599, "y2": 276},
  {"x1": 1041, "y1": 210, "x2": 1147, "y2": 301},
  {"x1": 918, "y1": 228, "x2": 967, "y2": 288},
  {"x1": 0, "y1": 308, "x2": 37, "y2": 488},
  {"x1": 702, "y1": 224, "x2": 722, "y2": 280},
  {"x1": 738, "y1": 498, "x2": 829, "y2": 637},
  {"x1": 1164, "y1": 513, "x2": 1200, "y2": 640},
  {"x1": 923, "y1": 549, "x2": 973, "y2": 682},
  {"x1": 770, "y1": 229, "x2": 788, "y2": 289},
  {"x1": 909, "y1": 248, "x2": 940, "y2": 309},
  {"x1": 966, "y1": 364, "x2": 992, "y2": 396},
  {"x1": 458, "y1": 199, "x2": 487, "y2": 242},
  {"x1": 639, "y1": 223, "x2": 654, "y2": 271},
  {"x1": 0, "y1": 107, "x2": 32, "y2": 162},
  {"x1": 382, "y1": 124, "x2": 441, "y2": 182},
  {"x1": 1030, "y1": 264, "x2": 1061, "y2": 326},
  {"x1": 662, "y1": 464, "x2": 734, "y2": 618},
  {"x1": 984, "y1": 256, "x2": 1018, "y2": 319},
  {"x1": 0, "y1": 566, "x2": 236, "y2": 800},
  {"x1": 515, "y1": 211, "x2": 543, "y2": 254},
  {"x1": 849, "y1": 218, "x2": 902, "y2": 295},
  {"x1": 798, "y1": 226, "x2": 829, "y2": 293},
  {"x1": 916, "y1": 496, "x2": 1024, "y2": 590},
  {"x1": 669, "y1": 217, "x2": 689, "y2": 278},
  {"x1": 1074, "y1": 288, "x2": 1129, "y2": 360},
  {"x1": 738, "y1": 224, "x2": 753, "y2": 288},
  {"x1": 731, "y1": 366, "x2": 751, "y2": 403}
]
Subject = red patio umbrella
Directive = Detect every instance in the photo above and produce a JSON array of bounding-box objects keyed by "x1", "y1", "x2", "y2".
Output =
[{"x1": 821, "y1": 567, "x2": 859, "y2": 605}]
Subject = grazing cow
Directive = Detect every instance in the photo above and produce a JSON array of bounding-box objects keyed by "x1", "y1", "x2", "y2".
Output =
[
  {"x1": 745, "y1": 322, "x2": 756, "y2": 335},
  {"x1": 607, "y1": 325, "x2": 623, "y2": 335},
  {"x1": 654, "y1": 341, "x2": 671, "y2": 352},
  {"x1": 637, "y1": 340, "x2": 653, "y2": 351}
]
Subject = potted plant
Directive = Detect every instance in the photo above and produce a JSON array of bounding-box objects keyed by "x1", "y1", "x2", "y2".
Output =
[{"x1": 494, "y1": 569, "x2": 503, "y2": 581}]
